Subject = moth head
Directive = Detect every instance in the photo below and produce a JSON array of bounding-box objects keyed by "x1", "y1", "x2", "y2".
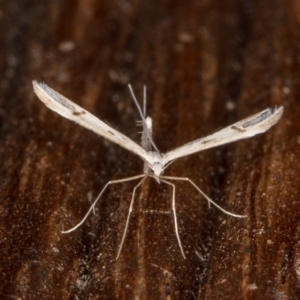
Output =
[
  {"x1": 151, "y1": 162, "x2": 164, "y2": 177},
  {"x1": 147, "y1": 151, "x2": 164, "y2": 177}
]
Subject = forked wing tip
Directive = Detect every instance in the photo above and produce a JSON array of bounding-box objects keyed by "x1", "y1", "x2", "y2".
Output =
[
  {"x1": 273, "y1": 105, "x2": 284, "y2": 114},
  {"x1": 32, "y1": 80, "x2": 46, "y2": 90},
  {"x1": 271, "y1": 105, "x2": 284, "y2": 122},
  {"x1": 32, "y1": 80, "x2": 41, "y2": 88}
]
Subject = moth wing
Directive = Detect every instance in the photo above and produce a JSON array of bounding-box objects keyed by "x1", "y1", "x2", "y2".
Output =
[
  {"x1": 163, "y1": 106, "x2": 284, "y2": 164},
  {"x1": 33, "y1": 81, "x2": 150, "y2": 161}
]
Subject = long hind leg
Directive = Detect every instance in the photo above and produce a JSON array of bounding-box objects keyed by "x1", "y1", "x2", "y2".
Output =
[
  {"x1": 160, "y1": 175, "x2": 246, "y2": 218},
  {"x1": 116, "y1": 176, "x2": 148, "y2": 259},
  {"x1": 160, "y1": 179, "x2": 186, "y2": 259},
  {"x1": 62, "y1": 174, "x2": 146, "y2": 234}
]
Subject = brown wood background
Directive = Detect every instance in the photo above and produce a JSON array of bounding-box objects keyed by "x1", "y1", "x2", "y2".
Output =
[{"x1": 0, "y1": 0, "x2": 299, "y2": 299}]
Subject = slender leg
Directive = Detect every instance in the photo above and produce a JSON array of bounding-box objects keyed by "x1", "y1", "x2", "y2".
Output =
[
  {"x1": 62, "y1": 174, "x2": 146, "y2": 234},
  {"x1": 160, "y1": 175, "x2": 246, "y2": 218},
  {"x1": 116, "y1": 176, "x2": 148, "y2": 259},
  {"x1": 160, "y1": 179, "x2": 186, "y2": 259}
]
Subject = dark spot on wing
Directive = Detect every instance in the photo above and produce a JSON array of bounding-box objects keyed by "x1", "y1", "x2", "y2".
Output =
[
  {"x1": 231, "y1": 125, "x2": 246, "y2": 132},
  {"x1": 108, "y1": 131, "x2": 115, "y2": 136},
  {"x1": 202, "y1": 139, "x2": 214, "y2": 144},
  {"x1": 242, "y1": 109, "x2": 272, "y2": 128},
  {"x1": 73, "y1": 110, "x2": 86, "y2": 116}
]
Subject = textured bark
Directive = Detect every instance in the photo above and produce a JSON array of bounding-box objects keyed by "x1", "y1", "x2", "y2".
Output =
[{"x1": 0, "y1": 0, "x2": 299, "y2": 299}]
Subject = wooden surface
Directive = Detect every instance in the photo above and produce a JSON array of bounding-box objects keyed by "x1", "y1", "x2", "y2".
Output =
[{"x1": 0, "y1": 0, "x2": 299, "y2": 299}]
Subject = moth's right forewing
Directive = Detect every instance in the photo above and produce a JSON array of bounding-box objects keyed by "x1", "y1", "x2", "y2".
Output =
[{"x1": 32, "y1": 81, "x2": 149, "y2": 161}]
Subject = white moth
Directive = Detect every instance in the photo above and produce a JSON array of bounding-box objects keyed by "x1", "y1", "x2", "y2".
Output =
[{"x1": 32, "y1": 81, "x2": 284, "y2": 259}]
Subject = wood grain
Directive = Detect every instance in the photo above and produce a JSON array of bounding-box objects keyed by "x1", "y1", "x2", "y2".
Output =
[{"x1": 0, "y1": 0, "x2": 299, "y2": 299}]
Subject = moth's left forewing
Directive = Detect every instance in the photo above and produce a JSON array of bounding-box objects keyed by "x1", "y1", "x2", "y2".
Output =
[
  {"x1": 236, "y1": 106, "x2": 284, "y2": 133},
  {"x1": 163, "y1": 106, "x2": 284, "y2": 164}
]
